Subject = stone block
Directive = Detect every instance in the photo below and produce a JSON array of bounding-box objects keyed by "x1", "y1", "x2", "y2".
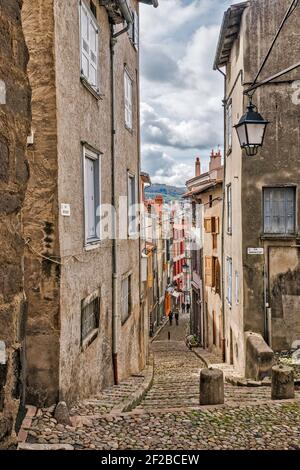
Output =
[
  {"x1": 271, "y1": 365, "x2": 295, "y2": 400},
  {"x1": 54, "y1": 401, "x2": 72, "y2": 426},
  {"x1": 200, "y1": 368, "x2": 224, "y2": 405},
  {"x1": 245, "y1": 331, "x2": 274, "y2": 381}
]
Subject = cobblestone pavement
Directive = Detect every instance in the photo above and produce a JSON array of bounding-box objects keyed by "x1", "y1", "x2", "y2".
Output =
[{"x1": 23, "y1": 314, "x2": 300, "y2": 450}]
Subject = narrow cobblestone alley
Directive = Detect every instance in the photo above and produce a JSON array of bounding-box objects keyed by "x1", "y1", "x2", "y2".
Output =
[{"x1": 19, "y1": 313, "x2": 300, "y2": 450}]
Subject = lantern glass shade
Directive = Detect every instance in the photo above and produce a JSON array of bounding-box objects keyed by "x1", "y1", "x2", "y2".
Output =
[{"x1": 234, "y1": 102, "x2": 269, "y2": 156}]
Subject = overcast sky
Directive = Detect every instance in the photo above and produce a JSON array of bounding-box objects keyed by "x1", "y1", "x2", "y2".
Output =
[{"x1": 140, "y1": 0, "x2": 240, "y2": 186}]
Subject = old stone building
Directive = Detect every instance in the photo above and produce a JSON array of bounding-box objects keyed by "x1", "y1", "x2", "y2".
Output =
[
  {"x1": 185, "y1": 152, "x2": 224, "y2": 355},
  {"x1": 20, "y1": 0, "x2": 158, "y2": 407},
  {"x1": 0, "y1": 0, "x2": 31, "y2": 447},
  {"x1": 214, "y1": 0, "x2": 300, "y2": 375}
]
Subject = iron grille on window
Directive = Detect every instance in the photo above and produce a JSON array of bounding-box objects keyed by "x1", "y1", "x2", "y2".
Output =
[{"x1": 81, "y1": 296, "x2": 100, "y2": 343}]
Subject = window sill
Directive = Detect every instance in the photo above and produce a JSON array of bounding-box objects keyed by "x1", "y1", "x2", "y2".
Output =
[
  {"x1": 121, "y1": 312, "x2": 133, "y2": 327},
  {"x1": 85, "y1": 241, "x2": 101, "y2": 251},
  {"x1": 260, "y1": 233, "x2": 298, "y2": 240},
  {"x1": 81, "y1": 329, "x2": 99, "y2": 352},
  {"x1": 125, "y1": 124, "x2": 134, "y2": 134},
  {"x1": 227, "y1": 231, "x2": 232, "y2": 236},
  {"x1": 80, "y1": 76, "x2": 103, "y2": 100}
]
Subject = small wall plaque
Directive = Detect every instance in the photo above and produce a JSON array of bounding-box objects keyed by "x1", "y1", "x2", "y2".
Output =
[
  {"x1": 247, "y1": 247, "x2": 264, "y2": 255},
  {"x1": 61, "y1": 203, "x2": 71, "y2": 217}
]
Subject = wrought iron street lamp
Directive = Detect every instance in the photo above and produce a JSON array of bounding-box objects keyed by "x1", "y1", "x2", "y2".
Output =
[{"x1": 234, "y1": 97, "x2": 270, "y2": 157}]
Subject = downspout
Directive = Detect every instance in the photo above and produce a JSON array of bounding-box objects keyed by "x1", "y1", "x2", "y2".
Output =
[
  {"x1": 217, "y1": 65, "x2": 227, "y2": 363},
  {"x1": 110, "y1": 5, "x2": 133, "y2": 385}
]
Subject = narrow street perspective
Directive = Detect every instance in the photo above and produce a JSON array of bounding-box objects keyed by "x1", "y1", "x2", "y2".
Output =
[
  {"x1": 1, "y1": 0, "x2": 300, "y2": 457},
  {"x1": 18, "y1": 317, "x2": 300, "y2": 450}
]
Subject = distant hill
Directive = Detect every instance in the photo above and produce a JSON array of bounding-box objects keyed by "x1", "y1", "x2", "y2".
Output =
[{"x1": 145, "y1": 184, "x2": 185, "y2": 203}]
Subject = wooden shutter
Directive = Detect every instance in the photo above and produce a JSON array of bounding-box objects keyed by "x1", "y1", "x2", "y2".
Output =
[
  {"x1": 134, "y1": 10, "x2": 139, "y2": 50},
  {"x1": 286, "y1": 187, "x2": 295, "y2": 233},
  {"x1": 85, "y1": 156, "x2": 96, "y2": 239},
  {"x1": 214, "y1": 217, "x2": 220, "y2": 234},
  {"x1": 204, "y1": 217, "x2": 212, "y2": 233},
  {"x1": 205, "y1": 256, "x2": 213, "y2": 287},
  {"x1": 89, "y1": 19, "x2": 98, "y2": 87},
  {"x1": 215, "y1": 258, "x2": 220, "y2": 294},
  {"x1": 80, "y1": 3, "x2": 90, "y2": 79}
]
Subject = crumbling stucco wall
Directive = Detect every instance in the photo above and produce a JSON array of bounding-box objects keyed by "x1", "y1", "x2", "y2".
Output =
[{"x1": 0, "y1": 0, "x2": 31, "y2": 448}]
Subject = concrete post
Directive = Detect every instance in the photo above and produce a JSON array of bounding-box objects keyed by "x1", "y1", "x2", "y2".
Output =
[
  {"x1": 271, "y1": 365, "x2": 295, "y2": 400},
  {"x1": 200, "y1": 368, "x2": 224, "y2": 405}
]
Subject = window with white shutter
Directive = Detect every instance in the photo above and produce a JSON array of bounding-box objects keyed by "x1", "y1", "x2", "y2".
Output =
[
  {"x1": 226, "y1": 257, "x2": 232, "y2": 305},
  {"x1": 80, "y1": 1, "x2": 99, "y2": 91},
  {"x1": 133, "y1": 10, "x2": 139, "y2": 50},
  {"x1": 84, "y1": 146, "x2": 101, "y2": 244},
  {"x1": 263, "y1": 187, "x2": 296, "y2": 234},
  {"x1": 124, "y1": 70, "x2": 133, "y2": 130},
  {"x1": 227, "y1": 184, "x2": 232, "y2": 234},
  {"x1": 128, "y1": 173, "x2": 137, "y2": 236},
  {"x1": 226, "y1": 102, "x2": 232, "y2": 152}
]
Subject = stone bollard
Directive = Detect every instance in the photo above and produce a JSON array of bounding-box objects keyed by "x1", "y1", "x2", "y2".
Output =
[
  {"x1": 200, "y1": 368, "x2": 224, "y2": 405},
  {"x1": 271, "y1": 365, "x2": 295, "y2": 400}
]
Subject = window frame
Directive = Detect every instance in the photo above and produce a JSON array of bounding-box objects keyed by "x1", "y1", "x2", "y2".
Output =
[
  {"x1": 81, "y1": 290, "x2": 100, "y2": 347},
  {"x1": 226, "y1": 257, "x2": 233, "y2": 306},
  {"x1": 226, "y1": 101, "x2": 232, "y2": 155},
  {"x1": 83, "y1": 145, "x2": 101, "y2": 246},
  {"x1": 235, "y1": 270, "x2": 239, "y2": 305},
  {"x1": 121, "y1": 273, "x2": 133, "y2": 325},
  {"x1": 124, "y1": 69, "x2": 133, "y2": 131},
  {"x1": 127, "y1": 171, "x2": 137, "y2": 237},
  {"x1": 79, "y1": 0, "x2": 100, "y2": 93},
  {"x1": 227, "y1": 184, "x2": 232, "y2": 234},
  {"x1": 263, "y1": 186, "x2": 297, "y2": 236}
]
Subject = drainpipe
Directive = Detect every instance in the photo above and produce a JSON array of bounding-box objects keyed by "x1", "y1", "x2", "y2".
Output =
[
  {"x1": 216, "y1": 65, "x2": 227, "y2": 363},
  {"x1": 110, "y1": 6, "x2": 133, "y2": 385}
]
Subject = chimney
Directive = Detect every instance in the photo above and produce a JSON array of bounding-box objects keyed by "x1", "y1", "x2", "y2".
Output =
[
  {"x1": 209, "y1": 149, "x2": 222, "y2": 172},
  {"x1": 195, "y1": 157, "x2": 201, "y2": 177}
]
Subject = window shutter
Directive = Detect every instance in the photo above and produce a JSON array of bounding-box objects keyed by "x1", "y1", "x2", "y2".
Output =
[
  {"x1": 205, "y1": 256, "x2": 213, "y2": 287},
  {"x1": 264, "y1": 188, "x2": 271, "y2": 233},
  {"x1": 80, "y1": 3, "x2": 90, "y2": 79},
  {"x1": 215, "y1": 259, "x2": 220, "y2": 294},
  {"x1": 215, "y1": 217, "x2": 220, "y2": 234},
  {"x1": 85, "y1": 157, "x2": 96, "y2": 239},
  {"x1": 89, "y1": 20, "x2": 98, "y2": 88},
  {"x1": 286, "y1": 187, "x2": 295, "y2": 233},
  {"x1": 134, "y1": 10, "x2": 139, "y2": 50},
  {"x1": 204, "y1": 217, "x2": 212, "y2": 233}
]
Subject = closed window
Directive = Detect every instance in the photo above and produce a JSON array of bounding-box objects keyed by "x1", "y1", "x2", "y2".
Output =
[
  {"x1": 84, "y1": 146, "x2": 100, "y2": 244},
  {"x1": 263, "y1": 187, "x2": 296, "y2": 234},
  {"x1": 227, "y1": 184, "x2": 232, "y2": 234},
  {"x1": 235, "y1": 270, "x2": 239, "y2": 305},
  {"x1": 226, "y1": 257, "x2": 232, "y2": 305},
  {"x1": 124, "y1": 70, "x2": 133, "y2": 130},
  {"x1": 81, "y1": 293, "x2": 100, "y2": 344},
  {"x1": 128, "y1": 9, "x2": 139, "y2": 50},
  {"x1": 226, "y1": 102, "x2": 232, "y2": 152},
  {"x1": 121, "y1": 274, "x2": 132, "y2": 324},
  {"x1": 80, "y1": 1, "x2": 99, "y2": 90},
  {"x1": 128, "y1": 173, "x2": 137, "y2": 236}
]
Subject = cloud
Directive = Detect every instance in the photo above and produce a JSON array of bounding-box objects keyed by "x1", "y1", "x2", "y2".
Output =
[
  {"x1": 142, "y1": 145, "x2": 197, "y2": 186},
  {"x1": 140, "y1": 0, "x2": 241, "y2": 186}
]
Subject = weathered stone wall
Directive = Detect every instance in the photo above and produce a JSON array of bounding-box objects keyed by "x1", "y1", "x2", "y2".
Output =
[
  {"x1": 114, "y1": 0, "x2": 147, "y2": 379},
  {"x1": 241, "y1": 0, "x2": 300, "y2": 343},
  {"x1": 0, "y1": 0, "x2": 31, "y2": 447},
  {"x1": 22, "y1": 0, "x2": 60, "y2": 407}
]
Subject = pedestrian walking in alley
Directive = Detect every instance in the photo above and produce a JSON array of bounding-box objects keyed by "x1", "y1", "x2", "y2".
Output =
[
  {"x1": 175, "y1": 310, "x2": 179, "y2": 326},
  {"x1": 169, "y1": 311, "x2": 173, "y2": 326}
]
